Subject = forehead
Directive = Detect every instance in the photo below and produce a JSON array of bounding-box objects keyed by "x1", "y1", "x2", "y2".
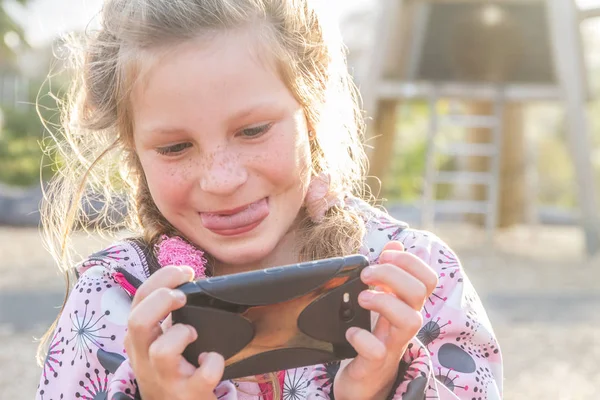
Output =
[{"x1": 129, "y1": 29, "x2": 292, "y2": 126}]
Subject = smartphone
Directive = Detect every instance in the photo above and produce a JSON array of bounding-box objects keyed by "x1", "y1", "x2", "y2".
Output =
[{"x1": 172, "y1": 254, "x2": 371, "y2": 380}]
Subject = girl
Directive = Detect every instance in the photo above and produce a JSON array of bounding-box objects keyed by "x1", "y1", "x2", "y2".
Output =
[{"x1": 36, "y1": 0, "x2": 503, "y2": 399}]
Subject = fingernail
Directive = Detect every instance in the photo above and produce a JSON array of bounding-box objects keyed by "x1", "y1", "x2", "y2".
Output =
[
  {"x1": 346, "y1": 326, "x2": 360, "y2": 339},
  {"x1": 379, "y1": 250, "x2": 389, "y2": 261},
  {"x1": 178, "y1": 266, "x2": 195, "y2": 281},
  {"x1": 201, "y1": 352, "x2": 223, "y2": 374},
  {"x1": 359, "y1": 290, "x2": 375, "y2": 302},
  {"x1": 362, "y1": 266, "x2": 373, "y2": 280},
  {"x1": 380, "y1": 250, "x2": 395, "y2": 263},
  {"x1": 201, "y1": 355, "x2": 222, "y2": 383},
  {"x1": 171, "y1": 290, "x2": 186, "y2": 303}
]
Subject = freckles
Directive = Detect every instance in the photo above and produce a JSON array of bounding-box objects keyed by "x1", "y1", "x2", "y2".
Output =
[
  {"x1": 206, "y1": 152, "x2": 214, "y2": 166},
  {"x1": 200, "y1": 151, "x2": 215, "y2": 171},
  {"x1": 164, "y1": 165, "x2": 184, "y2": 184},
  {"x1": 252, "y1": 153, "x2": 264, "y2": 163},
  {"x1": 189, "y1": 156, "x2": 202, "y2": 173},
  {"x1": 163, "y1": 158, "x2": 198, "y2": 184},
  {"x1": 219, "y1": 153, "x2": 241, "y2": 176},
  {"x1": 220, "y1": 155, "x2": 232, "y2": 173}
]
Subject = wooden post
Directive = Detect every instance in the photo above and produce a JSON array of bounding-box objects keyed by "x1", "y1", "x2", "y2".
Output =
[
  {"x1": 465, "y1": 101, "x2": 527, "y2": 227},
  {"x1": 498, "y1": 103, "x2": 527, "y2": 227},
  {"x1": 548, "y1": 0, "x2": 600, "y2": 255},
  {"x1": 367, "y1": 100, "x2": 398, "y2": 197}
]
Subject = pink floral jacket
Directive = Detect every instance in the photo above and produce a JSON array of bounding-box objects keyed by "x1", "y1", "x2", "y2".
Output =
[{"x1": 36, "y1": 199, "x2": 503, "y2": 399}]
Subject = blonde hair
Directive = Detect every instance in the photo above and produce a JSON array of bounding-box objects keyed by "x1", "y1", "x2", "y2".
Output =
[{"x1": 38, "y1": 0, "x2": 371, "y2": 384}]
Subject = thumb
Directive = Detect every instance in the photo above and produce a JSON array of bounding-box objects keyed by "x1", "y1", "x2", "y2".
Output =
[
  {"x1": 189, "y1": 352, "x2": 225, "y2": 393},
  {"x1": 343, "y1": 328, "x2": 385, "y2": 380}
]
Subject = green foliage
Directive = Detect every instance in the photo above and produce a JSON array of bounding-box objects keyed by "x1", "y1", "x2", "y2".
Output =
[
  {"x1": 379, "y1": 100, "x2": 454, "y2": 203},
  {"x1": 0, "y1": 76, "x2": 66, "y2": 186},
  {"x1": 378, "y1": 101, "x2": 426, "y2": 202},
  {"x1": 1, "y1": 107, "x2": 42, "y2": 138},
  {"x1": 383, "y1": 137, "x2": 426, "y2": 202},
  {"x1": 0, "y1": 133, "x2": 52, "y2": 185}
]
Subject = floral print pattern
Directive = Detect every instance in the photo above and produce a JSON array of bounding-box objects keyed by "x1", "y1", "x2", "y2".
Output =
[{"x1": 36, "y1": 199, "x2": 502, "y2": 399}]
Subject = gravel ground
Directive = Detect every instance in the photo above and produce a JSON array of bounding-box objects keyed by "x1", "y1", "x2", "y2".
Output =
[{"x1": 1, "y1": 224, "x2": 599, "y2": 400}]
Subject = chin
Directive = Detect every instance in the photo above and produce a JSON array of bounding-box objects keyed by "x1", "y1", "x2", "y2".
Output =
[
  {"x1": 207, "y1": 234, "x2": 281, "y2": 269},
  {"x1": 214, "y1": 252, "x2": 267, "y2": 269}
]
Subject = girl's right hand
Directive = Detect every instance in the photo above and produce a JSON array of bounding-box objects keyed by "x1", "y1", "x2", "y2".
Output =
[{"x1": 124, "y1": 265, "x2": 225, "y2": 400}]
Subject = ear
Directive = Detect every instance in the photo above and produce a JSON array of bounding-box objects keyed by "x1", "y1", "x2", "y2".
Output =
[{"x1": 304, "y1": 173, "x2": 345, "y2": 223}]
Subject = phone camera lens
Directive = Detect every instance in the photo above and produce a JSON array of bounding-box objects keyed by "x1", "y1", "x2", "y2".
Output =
[
  {"x1": 340, "y1": 292, "x2": 355, "y2": 322},
  {"x1": 341, "y1": 308, "x2": 354, "y2": 321}
]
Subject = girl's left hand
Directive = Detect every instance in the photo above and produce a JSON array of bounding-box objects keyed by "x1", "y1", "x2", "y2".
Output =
[{"x1": 333, "y1": 241, "x2": 438, "y2": 400}]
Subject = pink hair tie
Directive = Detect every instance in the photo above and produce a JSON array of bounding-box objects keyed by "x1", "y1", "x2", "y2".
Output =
[
  {"x1": 155, "y1": 235, "x2": 207, "y2": 279},
  {"x1": 305, "y1": 173, "x2": 346, "y2": 223}
]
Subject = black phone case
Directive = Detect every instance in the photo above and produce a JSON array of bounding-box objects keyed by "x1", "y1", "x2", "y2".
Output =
[{"x1": 172, "y1": 254, "x2": 370, "y2": 380}]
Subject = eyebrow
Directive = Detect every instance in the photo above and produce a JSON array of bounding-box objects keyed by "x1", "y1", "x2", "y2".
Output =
[
  {"x1": 146, "y1": 127, "x2": 191, "y2": 137},
  {"x1": 142, "y1": 100, "x2": 286, "y2": 136},
  {"x1": 227, "y1": 100, "x2": 285, "y2": 123}
]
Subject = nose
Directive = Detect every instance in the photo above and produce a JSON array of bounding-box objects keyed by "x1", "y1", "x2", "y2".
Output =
[{"x1": 199, "y1": 150, "x2": 248, "y2": 195}]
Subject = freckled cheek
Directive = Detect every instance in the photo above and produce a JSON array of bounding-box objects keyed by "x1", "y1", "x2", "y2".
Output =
[
  {"x1": 252, "y1": 141, "x2": 309, "y2": 185},
  {"x1": 144, "y1": 163, "x2": 196, "y2": 208}
]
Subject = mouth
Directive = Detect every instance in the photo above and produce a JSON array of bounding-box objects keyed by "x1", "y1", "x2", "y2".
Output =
[{"x1": 199, "y1": 198, "x2": 270, "y2": 236}]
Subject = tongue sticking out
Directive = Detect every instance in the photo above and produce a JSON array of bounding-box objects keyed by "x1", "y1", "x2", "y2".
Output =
[{"x1": 200, "y1": 198, "x2": 269, "y2": 231}]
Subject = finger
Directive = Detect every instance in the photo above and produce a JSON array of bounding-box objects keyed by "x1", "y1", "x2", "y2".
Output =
[
  {"x1": 132, "y1": 265, "x2": 195, "y2": 308},
  {"x1": 370, "y1": 311, "x2": 408, "y2": 352},
  {"x1": 358, "y1": 291, "x2": 423, "y2": 340},
  {"x1": 378, "y1": 250, "x2": 438, "y2": 295},
  {"x1": 127, "y1": 287, "x2": 187, "y2": 356},
  {"x1": 370, "y1": 311, "x2": 409, "y2": 354},
  {"x1": 161, "y1": 314, "x2": 173, "y2": 333},
  {"x1": 345, "y1": 327, "x2": 386, "y2": 379},
  {"x1": 361, "y1": 265, "x2": 429, "y2": 310},
  {"x1": 149, "y1": 324, "x2": 198, "y2": 379},
  {"x1": 382, "y1": 240, "x2": 404, "y2": 252},
  {"x1": 188, "y1": 352, "x2": 225, "y2": 393},
  {"x1": 371, "y1": 311, "x2": 391, "y2": 341}
]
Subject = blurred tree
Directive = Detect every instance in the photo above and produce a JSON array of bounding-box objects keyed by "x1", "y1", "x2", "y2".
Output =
[
  {"x1": 0, "y1": 75, "x2": 65, "y2": 186},
  {"x1": 0, "y1": 0, "x2": 29, "y2": 62}
]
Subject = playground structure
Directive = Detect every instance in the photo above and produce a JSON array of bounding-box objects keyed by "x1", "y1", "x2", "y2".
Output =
[{"x1": 358, "y1": 0, "x2": 600, "y2": 255}]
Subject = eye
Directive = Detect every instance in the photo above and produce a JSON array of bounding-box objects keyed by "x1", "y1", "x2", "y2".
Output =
[
  {"x1": 156, "y1": 142, "x2": 193, "y2": 156},
  {"x1": 239, "y1": 123, "x2": 273, "y2": 138}
]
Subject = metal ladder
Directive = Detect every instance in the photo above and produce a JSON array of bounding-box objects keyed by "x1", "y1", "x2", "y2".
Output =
[{"x1": 421, "y1": 88, "x2": 505, "y2": 240}]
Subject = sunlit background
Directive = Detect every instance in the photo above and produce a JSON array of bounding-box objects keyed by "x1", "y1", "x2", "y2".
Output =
[{"x1": 1, "y1": 1, "x2": 600, "y2": 399}]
